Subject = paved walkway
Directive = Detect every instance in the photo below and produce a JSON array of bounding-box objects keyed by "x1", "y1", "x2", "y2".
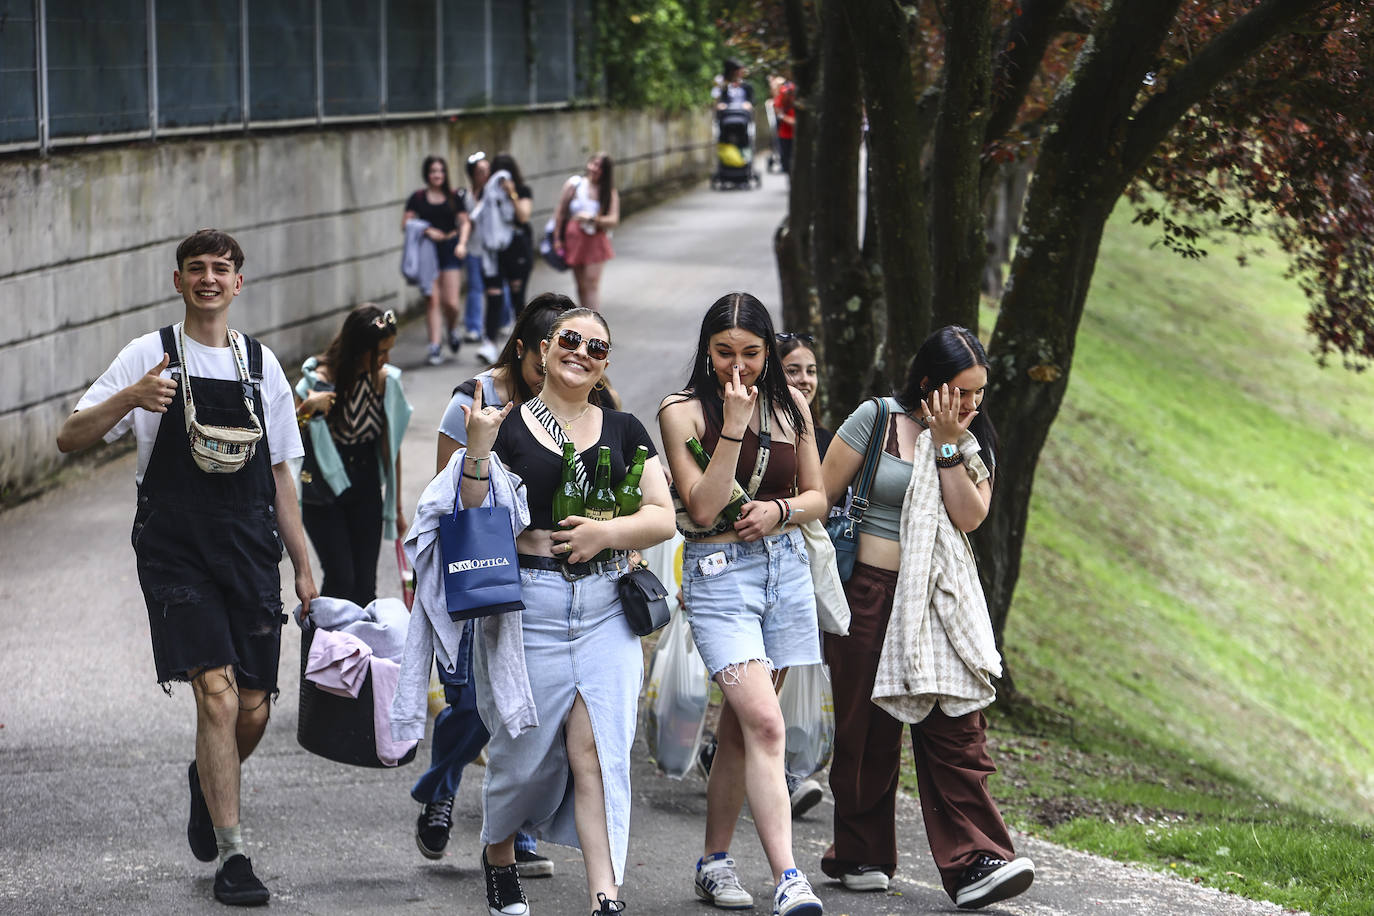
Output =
[{"x1": 0, "y1": 163, "x2": 1299, "y2": 915}]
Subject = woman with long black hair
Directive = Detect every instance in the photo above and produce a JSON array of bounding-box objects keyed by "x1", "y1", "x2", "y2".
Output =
[
  {"x1": 657, "y1": 292, "x2": 828, "y2": 916},
  {"x1": 295, "y1": 304, "x2": 411, "y2": 605},
  {"x1": 819, "y1": 326, "x2": 1034, "y2": 909}
]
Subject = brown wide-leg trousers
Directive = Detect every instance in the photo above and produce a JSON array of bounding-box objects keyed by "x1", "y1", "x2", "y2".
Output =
[{"x1": 820, "y1": 562, "x2": 1016, "y2": 900}]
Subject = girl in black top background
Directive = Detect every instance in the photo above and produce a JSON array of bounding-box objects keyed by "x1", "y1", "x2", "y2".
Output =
[{"x1": 403, "y1": 155, "x2": 470, "y2": 366}]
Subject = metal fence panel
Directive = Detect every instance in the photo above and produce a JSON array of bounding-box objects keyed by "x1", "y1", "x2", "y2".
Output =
[
  {"x1": 247, "y1": 0, "x2": 317, "y2": 122},
  {"x1": 534, "y1": 0, "x2": 570, "y2": 104},
  {"x1": 5, "y1": 0, "x2": 588, "y2": 152},
  {"x1": 157, "y1": 0, "x2": 241, "y2": 128},
  {"x1": 441, "y1": 0, "x2": 487, "y2": 110},
  {"x1": 386, "y1": 0, "x2": 436, "y2": 114},
  {"x1": 46, "y1": 0, "x2": 149, "y2": 138},
  {"x1": 489, "y1": 0, "x2": 528, "y2": 107},
  {"x1": 0, "y1": 0, "x2": 39, "y2": 144},
  {"x1": 322, "y1": 0, "x2": 381, "y2": 116}
]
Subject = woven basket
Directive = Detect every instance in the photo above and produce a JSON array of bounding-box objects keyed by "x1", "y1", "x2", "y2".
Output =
[{"x1": 296, "y1": 626, "x2": 416, "y2": 768}]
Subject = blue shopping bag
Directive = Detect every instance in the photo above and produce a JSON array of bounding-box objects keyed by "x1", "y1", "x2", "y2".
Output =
[{"x1": 438, "y1": 487, "x2": 524, "y2": 621}]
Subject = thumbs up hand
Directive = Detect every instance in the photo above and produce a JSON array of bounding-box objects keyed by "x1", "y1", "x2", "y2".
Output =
[{"x1": 128, "y1": 352, "x2": 179, "y2": 413}]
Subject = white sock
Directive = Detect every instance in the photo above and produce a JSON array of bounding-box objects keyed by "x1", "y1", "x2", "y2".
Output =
[{"x1": 214, "y1": 824, "x2": 244, "y2": 867}]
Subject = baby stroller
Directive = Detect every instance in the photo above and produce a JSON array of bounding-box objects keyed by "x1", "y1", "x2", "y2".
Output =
[{"x1": 711, "y1": 106, "x2": 760, "y2": 190}]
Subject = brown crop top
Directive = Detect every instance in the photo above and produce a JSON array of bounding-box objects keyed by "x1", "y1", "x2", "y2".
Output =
[{"x1": 701, "y1": 408, "x2": 798, "y2": 501}]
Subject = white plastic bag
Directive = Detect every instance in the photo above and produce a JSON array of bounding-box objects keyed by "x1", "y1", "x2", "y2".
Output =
[
  {"x1": 778, "y1": 663, "x2": 836, "y2": 778},
  {"x1": 642, "y1": 607, "x2": 711, "y2": 779}
]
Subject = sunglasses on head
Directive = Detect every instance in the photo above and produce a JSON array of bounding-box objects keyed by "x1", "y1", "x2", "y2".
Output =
[
  {"x1": 776, "y1": 332, "x2": 815, "y2": 346},
  {"x1": 371, "y1": 309, "x2": 397, "y2": 330},
  {"x1": 554, "y1": 328, "x2": 610, "y2": 360},
  {"x1": 467, "y1": 151, "x2": 487, "y2": 165}
]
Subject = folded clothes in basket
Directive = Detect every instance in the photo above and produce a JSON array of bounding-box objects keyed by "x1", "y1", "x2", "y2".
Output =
[{"x1": 299, "y1": 597, "x2": 416, "y2": 766}]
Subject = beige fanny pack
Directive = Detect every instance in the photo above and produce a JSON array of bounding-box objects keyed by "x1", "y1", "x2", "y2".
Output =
[{"x1": 175, "y1": 323, "x2": 264, "y2": 474}]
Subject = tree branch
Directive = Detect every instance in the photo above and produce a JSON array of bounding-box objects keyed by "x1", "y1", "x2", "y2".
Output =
[
  {"x1": 985, "y1": 0, "x2": 1071, "y2": 146},
  {"x1": 1123, "y1": 0, "x2": 1330, "y2": 172}
]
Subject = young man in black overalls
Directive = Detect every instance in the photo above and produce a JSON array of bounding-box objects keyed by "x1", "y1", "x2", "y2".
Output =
[{"x1": 58, "y1": 229, "x2": 317, "y2": 907}]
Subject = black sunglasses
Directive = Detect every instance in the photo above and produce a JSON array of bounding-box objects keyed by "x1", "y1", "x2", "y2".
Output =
[
  {"x1": 554, "y1": 328, "x2": 610, "y2": 360},
  {"x1": 775, "y1": 332, "x2": 815, "y2": 346}
]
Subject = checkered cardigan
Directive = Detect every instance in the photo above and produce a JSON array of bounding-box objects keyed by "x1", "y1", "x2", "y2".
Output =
[{"x1": 872, "y1": 429, "x2": 1002, "y2": 723}]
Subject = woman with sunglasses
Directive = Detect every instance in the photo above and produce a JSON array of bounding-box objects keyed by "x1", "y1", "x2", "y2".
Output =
[
  {"x1": 656, "y1": 293, "x2": 829, "y2": 916},
  {"x1": 461, "y1": 307, "x2": 675, "y2": 916},
  {"x1": 554, "y1": 153, "x2": 619, "y2": 312},
  {"x1": 294, "y1": 304, "x2": 411, "y2": 606}
]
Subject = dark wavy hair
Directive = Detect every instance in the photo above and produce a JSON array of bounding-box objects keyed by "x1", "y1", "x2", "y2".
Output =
[
  {"x1": 318, "y1": 303, "x2": 397, "y2": 436},
  {"x1": 490, "y1": 153, "x2": 526, "y2": 190},
  {"x1": 420, "y1": 155, "x2": 458, "y2": 212},
  {"x1": 895, "y1": 325, "x2": 998, "y2": 471},
  {"x1": 668, "y1": 292, "x2": 806, "y2": 440},
  {"x1": 591, "y1": 153, "x2": 614, "y2": 215},
  {"x1": 493, "y1": 292, "x2": 575, "y2": 403}
]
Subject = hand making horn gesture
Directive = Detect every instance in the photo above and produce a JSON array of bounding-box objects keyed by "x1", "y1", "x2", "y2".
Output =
[{"x1": 460, "y1": 382, "x2": 514, "y2": 456}]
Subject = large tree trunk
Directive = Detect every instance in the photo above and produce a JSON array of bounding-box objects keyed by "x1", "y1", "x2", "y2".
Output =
[
  {"x1": 974, "y1": 0, "x2": 1187, "y2": 646},
  {"x1": 929, "y1": 0, "x2": 993, "y2": 332},
  {"x1": 842, "y1": 0, "x2": 934, "y2": 387},
  {"x1": 778, "y1": 0, "x2": 819, "y2": 333},
  {"x1": 811, "y1": 1, "x2": 875, "y2": 400}
]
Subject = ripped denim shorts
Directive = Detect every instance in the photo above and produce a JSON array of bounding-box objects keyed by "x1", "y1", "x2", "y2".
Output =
[{"x1": 681, "y1": 527, "x2": 821, "y2": 680}]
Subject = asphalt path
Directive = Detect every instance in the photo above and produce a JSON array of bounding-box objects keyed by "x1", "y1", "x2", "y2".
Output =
[{"x1": 0, "y1": 162, "x2": 1302, "y2": 916}]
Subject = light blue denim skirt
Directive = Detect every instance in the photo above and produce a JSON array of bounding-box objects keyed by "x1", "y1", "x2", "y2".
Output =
[
  {"x1": 681, "y1": 527, "x2": 822, "y2": 680},
  {"x1": 473, "y1": 561, "x2": 641, "y2": 885}
]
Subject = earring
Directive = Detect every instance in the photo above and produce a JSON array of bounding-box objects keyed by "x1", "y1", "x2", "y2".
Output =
[
  {"x1": 593, "y1": 378, "x2": 607, "y2": 391},
  {"x1": 704, "y1": 354, "x2": 712, "y2": 376},
  {"x1": 540, "y1": 359, "x2": 548, "y2": 375}
]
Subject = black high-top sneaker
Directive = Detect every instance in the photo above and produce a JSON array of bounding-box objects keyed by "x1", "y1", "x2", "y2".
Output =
[{"x1": 483, "y1": 847, "x2": 529, "y2": 916}]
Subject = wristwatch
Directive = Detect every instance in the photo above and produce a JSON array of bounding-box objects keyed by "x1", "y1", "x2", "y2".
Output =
[{"x1": 935, "y1": 442, "x2": 964, "y2": 468}]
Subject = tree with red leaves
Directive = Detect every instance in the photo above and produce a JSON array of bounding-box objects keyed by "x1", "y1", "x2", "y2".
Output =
[{"x1": 718, "y1": 0, "x2": 1374, "y2": 664}]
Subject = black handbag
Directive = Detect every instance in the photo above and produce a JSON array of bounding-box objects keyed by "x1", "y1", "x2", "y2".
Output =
[
  {"x1": 825, "y1": 397, "x2": 889, "y2": 582},
  {"x1": 618, "y1": 566, "x2": 671, "y2": 636}
]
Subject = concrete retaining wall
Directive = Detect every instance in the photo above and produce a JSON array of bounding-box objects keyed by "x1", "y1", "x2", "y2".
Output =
[{"x1": 0, "y1": 108, "x2": 712, "y2": 495}]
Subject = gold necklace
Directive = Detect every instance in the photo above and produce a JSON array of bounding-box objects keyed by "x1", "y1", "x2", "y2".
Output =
[{"x1": 535, "y1": 397, "x2": 592, "y2": 432}]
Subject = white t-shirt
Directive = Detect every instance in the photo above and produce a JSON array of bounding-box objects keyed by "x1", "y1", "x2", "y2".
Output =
[{"x1": 75, "y1": 324, "x2": 304, "y2": 485}]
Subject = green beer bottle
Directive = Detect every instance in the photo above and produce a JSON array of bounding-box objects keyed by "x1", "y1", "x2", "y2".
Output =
[
  {"x1": 552, "y1": 441, "x2": 585, "y2": 528},
  {"x1": 685, "y1": 437, "x2": 749, "y2": 523},
  {"x1": 584, "y1": 446, "x2": 618, "y2": 562},
  {"x1": 614, "y1": 445, "x2": 648, "y2": 517}
]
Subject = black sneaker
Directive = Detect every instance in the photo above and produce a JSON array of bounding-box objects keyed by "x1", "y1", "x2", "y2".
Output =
[
  {"x1": 415, "y1": 796, "x2": 454, "y2": 860},
  {"x1": 483, "y1": 847, "x2": 529, "y2": 916},
  {"x1": 515, "y1": 847, "x2": 555, "y2": 877},
  {"x1": 593, "y1": 891, "x2": 626, "y2": 914},
  {"x1": 696, "y1": 731, "x2": 717, "y2": 781},
  {"x1": 213, "y1": 854, "x2": 270, "y2": 907},
  {"x1": 954, "y1": 854, "x2": 1034, "y2": 909},
  {"x1": 448, "y1": 330, "x2": 463, "y2": 354},
  {"x1": 785, "y1": 773, "x2": 823, "y2": 819},
  {"x1": 187, "y1": 761, "x2": 217, "y2": 863}
]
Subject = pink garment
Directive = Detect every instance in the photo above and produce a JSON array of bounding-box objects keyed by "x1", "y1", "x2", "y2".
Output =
[
  {"x1": 305, "y1": 629, "x2": 417, "y2": 766},
  {"x1": 365, "y1": 656, "x2": 414, "y2": 766},
  {"x1": 305, "y1": 629, "x2": 371, "y2": 698}
]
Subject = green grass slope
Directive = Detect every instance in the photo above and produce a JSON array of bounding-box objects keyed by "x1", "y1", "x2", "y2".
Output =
[
  {"x1": 972, "y1": 206, "x2": 1374, "y2": 912},
  {"x1": 1004, "y1": 204, "x2": 1374, "y2": 824}
]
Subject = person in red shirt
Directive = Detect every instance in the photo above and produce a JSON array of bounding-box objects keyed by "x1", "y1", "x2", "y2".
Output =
[{"x1": 773, "y1": 79, "x2": 796, "y2": 175}]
